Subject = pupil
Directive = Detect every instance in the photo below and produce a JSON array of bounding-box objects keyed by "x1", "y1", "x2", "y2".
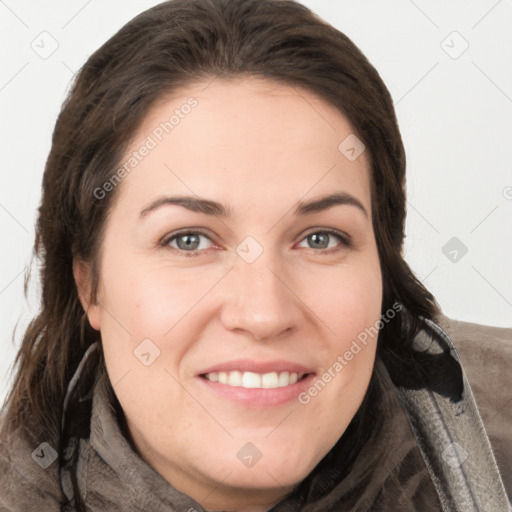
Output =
[
  {"x1": 178, "y1": 234, "x2": 199, "y2": 250},
  {"x1": 310, "y1": 233, "x2": 327, "y2": 249}
]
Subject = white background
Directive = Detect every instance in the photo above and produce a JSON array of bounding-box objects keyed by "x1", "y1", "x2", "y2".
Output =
[{"x1": 1, "y1": 0, "x2": 511, "y2": 405}]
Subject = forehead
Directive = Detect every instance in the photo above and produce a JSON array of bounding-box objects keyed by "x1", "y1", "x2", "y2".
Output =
[{"x1": 113, "y1": 76, "x2": 372, "y2": 217}]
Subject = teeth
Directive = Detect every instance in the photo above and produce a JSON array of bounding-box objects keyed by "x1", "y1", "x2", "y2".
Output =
[
  {"x1": 242, "y1": 371, "x2": 261, "y2": 388},
  {"x1": 261, "y1": 372, "x2": 279, "y2": 388},
  {"x1": 228, "y1": 371, "x2": 242, "y2": 387},
  {"x1": 204, "y1": 370, "x2": 303, "y2": 388}
]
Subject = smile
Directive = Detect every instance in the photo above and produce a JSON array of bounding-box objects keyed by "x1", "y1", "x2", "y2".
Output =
[{"x1": 201, "y1": 371, "x2": 307, "y2": 389}]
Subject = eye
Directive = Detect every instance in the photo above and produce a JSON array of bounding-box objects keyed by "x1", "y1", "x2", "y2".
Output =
[
  {"x1": 162, "y1": 230, "x2": 215, "y2": 257},
  {"x1": 161, "y1": 228, "x2": 352, "y2": 258},
  {"x1": 297, "y1": 229, "x2": 352, "y2": 253}
]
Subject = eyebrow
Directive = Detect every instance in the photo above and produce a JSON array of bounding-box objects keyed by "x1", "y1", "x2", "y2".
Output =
[{"x1": 139, "y1": 192, "x2": 369, "y2": 219}]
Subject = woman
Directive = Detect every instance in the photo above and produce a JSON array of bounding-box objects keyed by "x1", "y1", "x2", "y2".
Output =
[{"x1": 0, "y1": 0, "x2": 510, "y2": 510}]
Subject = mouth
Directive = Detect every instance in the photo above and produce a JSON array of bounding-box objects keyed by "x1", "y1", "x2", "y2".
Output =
[
  {"x1": 199, "y1": 370, "x2": 310, "y2": 389},
  {"x1": 196, "y1": 359, "x2": 316, "y2": 407}
]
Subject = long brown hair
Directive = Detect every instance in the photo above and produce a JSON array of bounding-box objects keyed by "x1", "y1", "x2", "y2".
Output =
[{"x1": 1, "y1": 0, "x2": 438, "y2": 445}]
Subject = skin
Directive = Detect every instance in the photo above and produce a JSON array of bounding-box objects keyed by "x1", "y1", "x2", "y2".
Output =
[{"x1": 74, "y1": 76, "x2": 383, "y2": 512}]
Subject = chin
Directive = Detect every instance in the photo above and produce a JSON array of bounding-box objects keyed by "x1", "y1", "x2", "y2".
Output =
[
  {"x1": 215, "y1": 460, "x2": 309, "y2": 491},
  {"x1": 200, "y1": 438, "x2": 318, "y2": 490}
]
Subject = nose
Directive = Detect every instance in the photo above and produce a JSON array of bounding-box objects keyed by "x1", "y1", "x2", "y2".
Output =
[{"x1": 219, "y1": 249, "x2": 305, "y2": 342}]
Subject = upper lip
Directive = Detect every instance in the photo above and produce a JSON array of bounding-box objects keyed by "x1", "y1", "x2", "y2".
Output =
[{"x1": 197, "y1": 358, "x2": 315, "y2": 376}]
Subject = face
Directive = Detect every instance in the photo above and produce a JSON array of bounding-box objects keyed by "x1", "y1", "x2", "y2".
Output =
[{"x1": 75, "y1": 76, "x2": 382, "y2": 512}]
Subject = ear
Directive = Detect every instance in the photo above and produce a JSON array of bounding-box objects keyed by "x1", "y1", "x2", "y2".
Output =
[{"x1": 73, "y1": 259, "x2": 101, "y2": 331}]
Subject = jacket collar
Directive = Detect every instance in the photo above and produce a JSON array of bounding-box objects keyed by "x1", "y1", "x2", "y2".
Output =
[{"x1": 391, "y1": 318, "x2": 510, "y2": 511}]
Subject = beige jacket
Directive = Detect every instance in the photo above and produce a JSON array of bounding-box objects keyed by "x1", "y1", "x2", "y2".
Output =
[{"x1": 435, "y1": 314, "x2": 512, "y2": 501}]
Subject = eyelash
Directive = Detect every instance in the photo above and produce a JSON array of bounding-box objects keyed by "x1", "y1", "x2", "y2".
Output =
[{"x1": 160, "y1": 228, "x2": 353, "y2": 258}]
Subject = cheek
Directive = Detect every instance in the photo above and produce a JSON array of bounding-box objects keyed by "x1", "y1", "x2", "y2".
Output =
[
  {"x1": 315, "y1": 255, "x2": 382, "y2": 340},
  {"x1": 100, "y1": 256, "x2": 207, "y2": 336},
  {"x1": 98, "y1": 266, "x2": 200, "y2": 425},
  {"x1": 98, "y1": 257, "x2": 219, "y2": 389},
  {"x1": 338, "y1": 277, "x2": 382, "y2": 339},
  {"x1": 305, "y1": 255, "x2": 382, "y2": 402}
]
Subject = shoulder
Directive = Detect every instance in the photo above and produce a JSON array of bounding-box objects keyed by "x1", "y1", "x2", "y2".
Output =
[
  {"x1": 433, "y1": 312, "x2": 512, "y2": 421},
  {"x1": 0, "y1": 422, "x2": 64, "y2": 512},
  {"x1": 433, "y1": 312, "x2": 512, "y2": 498}
]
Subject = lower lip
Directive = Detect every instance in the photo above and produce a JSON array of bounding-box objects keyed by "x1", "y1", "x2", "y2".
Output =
[{"x1": 197, "y1": 373, "x2": 316, "y2": 407}]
